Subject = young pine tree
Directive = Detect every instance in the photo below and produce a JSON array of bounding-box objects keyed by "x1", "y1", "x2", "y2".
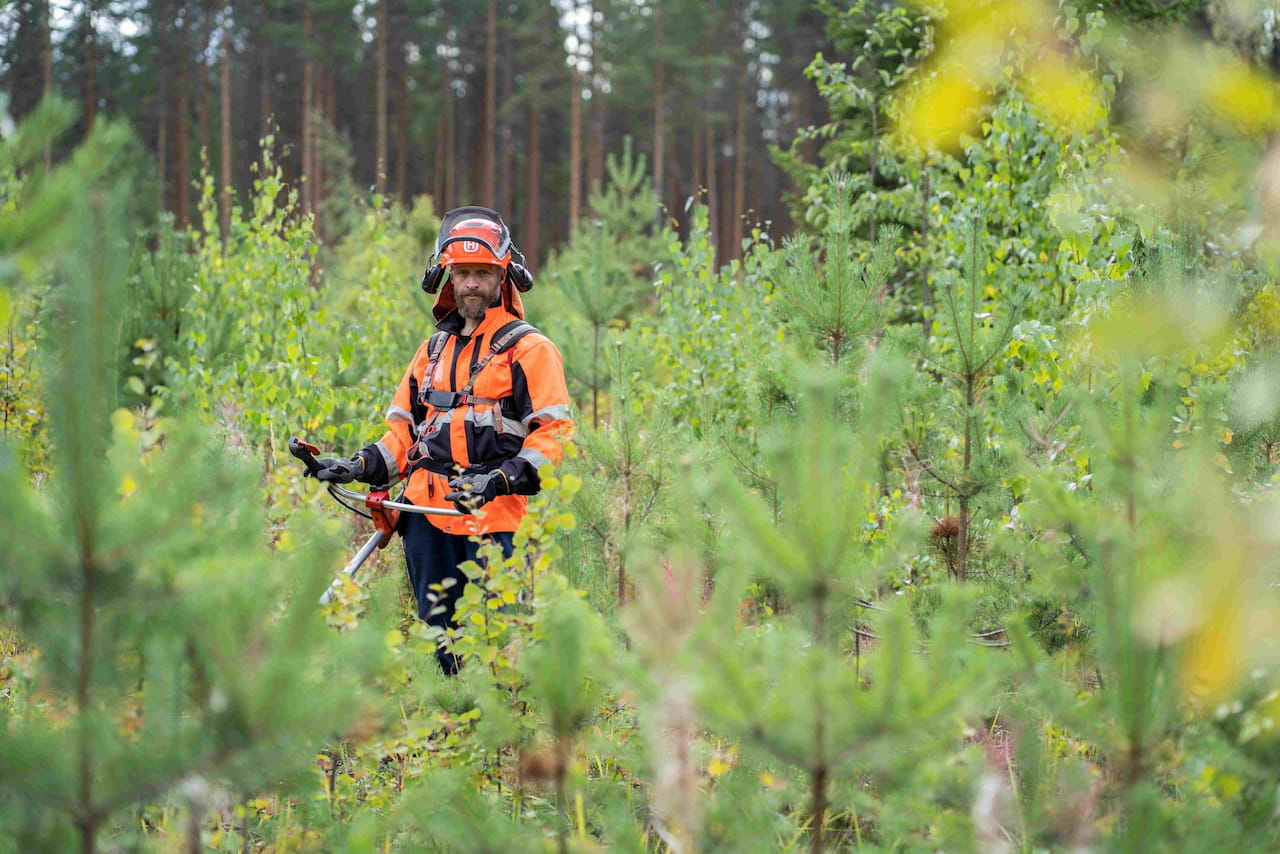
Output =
[
  {"x1": 0, "y1": 112, "x2": 383, "y2": 853},
  {"x1": 771, "y1": 172, "x2": 897, "y2": 368},
  {"x1": 692, "y1": 371, "x2": 999, "y2": 853},
  {"x1": 901, "y1": 212, "x2": 1022, "y2": 582}
]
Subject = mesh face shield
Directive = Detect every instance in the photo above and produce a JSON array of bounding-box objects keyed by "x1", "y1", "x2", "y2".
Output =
[{"x1": 434, "y1": 207, "x2": 512, "y2": 267}]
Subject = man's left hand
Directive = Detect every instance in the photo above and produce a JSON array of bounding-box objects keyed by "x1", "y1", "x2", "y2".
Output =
[{"x1": 445, "y1": 469, "x2": 510, "y2": 512}]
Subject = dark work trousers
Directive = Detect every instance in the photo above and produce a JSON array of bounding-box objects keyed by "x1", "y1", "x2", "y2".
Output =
[{"x1": 399, "y1": 509, "x2": 515, "y2": 675}]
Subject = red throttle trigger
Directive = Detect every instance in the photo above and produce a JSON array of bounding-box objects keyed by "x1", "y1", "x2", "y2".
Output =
[
  {"x1": 288, "y1": 436, "x2": 325, "y2": 477},
  {"x1": 366, "y1": 491, "x2": 400, "y2": 548}
]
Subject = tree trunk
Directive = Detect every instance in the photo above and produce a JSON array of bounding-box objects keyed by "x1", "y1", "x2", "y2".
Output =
[
  {"x1": 569, "y1": 62, "x2": 582, "y2": 237},
  {"x1": 705, "y1": 124, "x2": 716, "y2": 257},
  {"x1": 524, "y1": 103, "x2": 541, "y2": 269},
  {"x1": 434, "y1": 89, "x2": 447, "y2": 207},
  {"x1": 810, "y1": 761, "x2": 828, "y2": 854},
  {"x1": 314, "y1": 69, "x2": 327, "y2": 218},
  {"x1": 587, "y1": 0, "x2": 604, "y2": 200},
  {"x1": 444, "y1": 82, "x2": 456, "y2": 210},
  {"x1": 259, "y1": 51, "x2": 271, "y2": 143},
  {"x1": 175, "y1": 73, "x2": 190, "y2": 229},
  {"x1": 482, "y1": 0, "x2": 497, "y2": 206},
  {"x1": 220, "y1": 19, "x2": 232, "y2": 241},
  {"x1": 84, "y1": 1, "x2": 98, "y2": 135},
  {"x1": 396, "y1": 70, "x2": 409, "y2": 204},
  {"x1": 301, "y1": 2, "x2": 314, "y2": 215},
  {"x1": 157, "y1": 76, "x2": 168, "y2": 215},
  {"x1": 375, "y1": 0, "x2": 388, "y2": 196},
  {"x1": 692, "y1": 120, "x2": 703, "y2": 192},
  {"x1": 498, "y1": 39, "x2": 514, "y2": 216},
  {"x1": 653, "y1": 5, "x2": 665, "y2": 223},
  {"x1": 732, "y1": 45, "x2": 748, "y2": 263},
  {"x1": 44, "y1": 0, "x2": 53, "y2": 167},
  {"x1": 198, "y1": 56, "x2": 210, "y2": 163}
]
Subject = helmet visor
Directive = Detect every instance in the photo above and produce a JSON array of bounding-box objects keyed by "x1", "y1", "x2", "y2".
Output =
[{"x1": 434, "y1": 206, "x2": 511, "y2": 265}]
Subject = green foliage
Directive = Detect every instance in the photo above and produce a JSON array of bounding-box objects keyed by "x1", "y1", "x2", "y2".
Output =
[
  {"x1": 0, "y1": 112, "x2": 383, "y2": 852},
  {"x1": 6, "y1": 5, "x2": 1280, "y2": 852},
  {"x1": 771, "y1": 172, "x2": 897, "y2": 367}
]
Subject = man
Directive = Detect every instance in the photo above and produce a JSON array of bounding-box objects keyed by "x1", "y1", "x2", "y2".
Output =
[{"x1": 308, "y1": 207, "x2": 573, "y2": 673}]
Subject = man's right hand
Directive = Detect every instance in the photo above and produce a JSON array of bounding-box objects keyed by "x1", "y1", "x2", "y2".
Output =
[{"x1": 306, "y1": 455, "x2": 365, "y2": 483}]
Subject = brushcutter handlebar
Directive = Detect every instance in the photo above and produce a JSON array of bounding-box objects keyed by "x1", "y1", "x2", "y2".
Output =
[{"x1": 288, "y1": 436, "x2": 463, "y2": 518}]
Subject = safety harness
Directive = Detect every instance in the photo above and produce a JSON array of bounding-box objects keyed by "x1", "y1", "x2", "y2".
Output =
[{"x1": 405, "y1": 320, "x2": 539, "y2": 473}]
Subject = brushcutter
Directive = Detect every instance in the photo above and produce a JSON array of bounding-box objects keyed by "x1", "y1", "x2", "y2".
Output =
[{"x1": 289, "y1": 436, "x2": 462, "y2": 605}]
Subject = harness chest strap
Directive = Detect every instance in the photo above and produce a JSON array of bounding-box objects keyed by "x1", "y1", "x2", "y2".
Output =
[{"x1": 406, "y1": 320, "x2": 539, "y2": 466}]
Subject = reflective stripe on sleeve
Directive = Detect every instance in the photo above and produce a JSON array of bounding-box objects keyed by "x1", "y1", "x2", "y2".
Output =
[
  {"x1": 517, "y1": 448, "x2": 553, "y2": 471},
  {"x1": 375, "y1": 441, "x2": 400, "y2": 477},
  {"x1": 522, "y1": 404, "x2": 573, "y2": 429},
  {"x1": 386, "y1": 404, "x2": 413, "y2": 424}
]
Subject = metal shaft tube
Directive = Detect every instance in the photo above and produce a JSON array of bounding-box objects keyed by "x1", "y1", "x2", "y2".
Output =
[{"x1": 319, "y1": 529, "x2": 388, "y2": 605}]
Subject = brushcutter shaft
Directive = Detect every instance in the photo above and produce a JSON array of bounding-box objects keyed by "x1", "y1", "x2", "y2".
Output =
[{"x1": 319, "y1": 529, "x2": 388, "y2": 605}]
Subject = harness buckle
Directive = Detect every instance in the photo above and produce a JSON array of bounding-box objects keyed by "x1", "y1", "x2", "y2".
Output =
[{"x1": 424, "y1": 389, "x2": 461, "y2": 409}]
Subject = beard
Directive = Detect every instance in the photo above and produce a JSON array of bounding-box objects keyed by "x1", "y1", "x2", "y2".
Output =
[
  {"x1": 457, "y1": 289, "x2": 500, "y2": 322},
  {"x1": 458, "y1": 294, "x2": 488, "y2": 322}
]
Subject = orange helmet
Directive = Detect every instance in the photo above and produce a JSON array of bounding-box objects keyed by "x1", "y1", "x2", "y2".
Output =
[
  {"x1": 422, "y1": 206, "x2": 535, "y2": 294},
  {"x1": 435, "y1": 207, "x2": 511, "y2": 268}
]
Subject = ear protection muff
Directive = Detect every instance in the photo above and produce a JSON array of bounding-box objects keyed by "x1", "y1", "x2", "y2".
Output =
[
  {"x1": 507, "y1": 262, "x2": 534, "y2": 293},
  {"x1": 419, "y1": 241, "x2": 535, "y2": 295},
  {"x1": 421, "y1": 262, "x2": 446, "y2": 294}
]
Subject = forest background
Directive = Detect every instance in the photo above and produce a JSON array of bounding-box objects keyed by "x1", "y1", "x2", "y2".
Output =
[{"x1": 4, "y1": 0, "x2": 1280, "y2": 852}]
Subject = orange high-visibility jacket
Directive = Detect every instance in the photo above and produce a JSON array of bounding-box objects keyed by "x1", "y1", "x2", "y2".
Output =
[{"x1": 363, "y1": 282, "x2": 573, "y2": 535}]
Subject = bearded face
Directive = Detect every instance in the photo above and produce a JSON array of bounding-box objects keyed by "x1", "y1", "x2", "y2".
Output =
[{"x1": 450, "y1": 263, "x2": 504, "y2": 323}]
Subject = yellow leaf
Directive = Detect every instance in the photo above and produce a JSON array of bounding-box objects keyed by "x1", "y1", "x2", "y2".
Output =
[
  {"x1": 1204, "y1": 60, "x2": 1280, "y2": 134},
  {"x1": 895, "y1": 70, "x2": 986, "y2": 154},
  {"x1": 110, "y1": 408, "x2": 140, "y2": 442},
  {"x1": 384, "y1": 629, "x2": 404, "y2": 648},
  {"x1": 1026, "y1": 55, "x2": 1106, "y2": 135},
  {"x1": 117, "y1": 475, "x2": 138, "y2": 498},
  {"x1": 276, "y1": 530, "x2": 295, "y2": 552},
  {"x1": 1181, "y1": 594, "x2": 1248, "y2": 705}
]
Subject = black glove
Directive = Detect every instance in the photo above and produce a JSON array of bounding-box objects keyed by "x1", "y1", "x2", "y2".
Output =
[
  {"x1": 306, "y1": 455, "x2": 366, "y2": 483},
  {"x1": 445, "y1": 469, "x2": 510, "y2": 512}
]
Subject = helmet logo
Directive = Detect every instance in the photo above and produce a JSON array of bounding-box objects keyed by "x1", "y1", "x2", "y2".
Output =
[{"x1": 463, "y1": 240, "x2": 480, "y2": 253}]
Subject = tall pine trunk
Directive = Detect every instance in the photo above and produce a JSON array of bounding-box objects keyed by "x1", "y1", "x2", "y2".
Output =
[
  {"x1": 301, "y1": 2, "x2": 313, "y2": 215},
  {"x1": 375, "y1": 0, "x2": 388, "y2": 196},
  {"x1": 498, "y1": 44, "x2": 514, "y2": 216},
  {"x1": 157, "y1": 77, "x2": 168, "y2": 215},
  {"x1": 444, "y1": 82, "x2": 456, "y2": 211},
  {"x1": 652, "y1": 5, "x2": 665, "y2": 222},
  {"x1": 259, "y1": 50, "x2": 271, "y2": 143},
  {"x1": 731, "y1": 39, "x2": 748, "y2": 263},
  {"x1": 434, "y1": 90, "x2": 447, "y2": 207},
  {"x1": 44, "y1": 0, "x2": 53, "y2": 167},
  {"x1": 175, "y1": 71, "x2": 190, "y2": 229},
  {"x1": 569, "y1": 63, "x2": 582, "y2": 237},
  {"x1": 524, "y1": 103, "x2": 541, "y2": 268},
  {"x1": 482, "y1": 0, "x2": 497, "y2": 206},
  {"x1": 220, "y1": 20, "x2": 232, "y2": 241},
  {"x1": 84, "y1": 1, "x2": 98, "y2": 135},
  {"x1": 704, "y1": 123, "x2": 716, "y2": 259},
  {"x1": 198, "y1": 54, "x2": 210, "y2": 162},
  {"x1": 396, "y1": 71, "x2": 408, "y2": 204},
  {"x1": 587, "y1": 0, "x2": 604, "y2": 199}
]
